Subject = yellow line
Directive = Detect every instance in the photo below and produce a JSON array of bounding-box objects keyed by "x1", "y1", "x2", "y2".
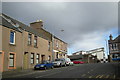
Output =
[
  {"x1": 99, "y1": 75, "x2": 103, "y2": 78},
  {"x1": 114, "y1": 75, "x2": 115, "y2": 79},
  {"x1": 82, "y1": 74, "x2": 86, "y2": 77},
  {"x1": 105, "y1": 75, "x2": 109, "y2": 78},
  {"x1": 96, "y1": 75, "x2": 100, "y2": 78},
  {"x1": 89, "y1": 76, "x2": 92, "y2": 78}
]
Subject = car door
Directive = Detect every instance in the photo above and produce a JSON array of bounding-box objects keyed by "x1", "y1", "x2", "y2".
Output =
[{"x1": 46, "y1": 61, "x2": 51, "y2": 68}]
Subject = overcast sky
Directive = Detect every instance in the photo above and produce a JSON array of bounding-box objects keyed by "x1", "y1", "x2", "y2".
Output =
[{"x1": 2, "y1": 2, "x2": 118, "y2": 55}]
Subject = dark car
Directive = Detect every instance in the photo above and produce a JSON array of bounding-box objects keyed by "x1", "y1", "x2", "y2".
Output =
[{"x1": 34, "y1": 61, "x2": 54, "y2": 70}]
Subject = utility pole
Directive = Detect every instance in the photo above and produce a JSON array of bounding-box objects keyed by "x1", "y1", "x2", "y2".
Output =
[{"x1": 105, "y1": 39, "x2": 109, "y2": 62}]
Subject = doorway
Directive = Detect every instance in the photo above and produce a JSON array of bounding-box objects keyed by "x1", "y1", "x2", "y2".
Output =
[
  {"x1": 41, "y1": 55, "x2": 45, "y2": 63},
  {"x1": 0, "y1": 52, "x2": 4, "y2": 72},
  {"x1": 23, "y1": 52, "x2": 28, "y2": 69}
]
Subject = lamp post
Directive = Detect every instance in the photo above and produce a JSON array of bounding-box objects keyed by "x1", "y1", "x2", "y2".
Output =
[{"x1": 105, "y1": 39, "x2": 109, "y2": 62}]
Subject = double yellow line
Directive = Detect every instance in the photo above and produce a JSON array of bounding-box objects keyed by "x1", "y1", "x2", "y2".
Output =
[{"x1": 96, "y1": 75, "x2": 103, "y2": 78}]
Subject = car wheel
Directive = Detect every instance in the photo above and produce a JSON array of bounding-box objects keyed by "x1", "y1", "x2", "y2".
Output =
[
  {"x1": 51, "y1": 66, "x2": 54, "y2": 69},
  {"x1": 64, "y1": 64, "x2": 66, "y2": 67},
  {"x1": 60, "y1": 63, "x2": 62, "y2": 67},
  {"x1": 44, "y1": 67, "x2": 47, "y2": 70}
]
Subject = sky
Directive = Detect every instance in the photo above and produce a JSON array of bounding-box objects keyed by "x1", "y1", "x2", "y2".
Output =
[{"x1": 1, "y1": 1, "x2": 119, "y2": 57}]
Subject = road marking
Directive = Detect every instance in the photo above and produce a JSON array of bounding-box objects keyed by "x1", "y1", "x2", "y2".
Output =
[
  {"x1": 35, "y1": 71, "x2": 61, "y2": 78},
  {"x1": 89, "y1": 76, "x2": 92, "y2": 78},
  {"x1": 99, "y1": 75, "x2": 103, "y2": 78},
  {"x1": 96, "y1": 75, "x2": 100, "y2": 78},
  {"x1": 113, "y1": 74, "x2": 115, "y2": 79},
  {"x1": 81, "y1": 74, "x2": 86, "y2": 77},
  {"x1": 105, "y1": 75, "x2": 109, "y2": 78}
]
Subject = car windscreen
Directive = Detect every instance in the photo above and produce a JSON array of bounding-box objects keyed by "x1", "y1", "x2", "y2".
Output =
[
  {"x1": 55, "y1": 59, "x2": 61, "y2": 61},
  {"x1": 42, "y1": 61, "x2": 49, "y2": 64}
]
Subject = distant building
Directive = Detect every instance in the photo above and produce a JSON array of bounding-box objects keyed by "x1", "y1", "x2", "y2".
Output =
[
  {"x1": 73, "y1": 50, "x2": 87, "y2": 55},
  {"x1": 108, "y1": 34, "x2": 120, "y2": 62},
  {"x1": 70, "y1": 48, "x2": 105, "y2": 63},
  {"x1": 87, "y1": 48, "x2": 105, "y2": 63}
]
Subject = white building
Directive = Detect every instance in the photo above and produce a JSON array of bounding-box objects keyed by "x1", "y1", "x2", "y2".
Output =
[{"x1": 87, "y1": 48, "x2": 106, "y2": 63}]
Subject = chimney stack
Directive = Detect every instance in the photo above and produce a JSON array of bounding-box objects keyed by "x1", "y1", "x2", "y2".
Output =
[
  {"x1": 30, "y1": 20, "x2": 43, "y2": 30},
  {"x1": 109, "y1": 34, "x2": 113, "y2": 40}
]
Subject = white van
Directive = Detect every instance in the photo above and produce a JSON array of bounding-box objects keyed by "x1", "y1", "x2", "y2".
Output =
[{"x1": 65, "y1": 58, "x2": 73, "y2": 66}]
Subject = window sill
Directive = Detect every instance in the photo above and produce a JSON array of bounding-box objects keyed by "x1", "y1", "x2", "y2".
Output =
[
  {"x1": 8, "y1": 66, "x2": 16, "y2": 69},
  {"x1": 9, "y1": 43, "x2": 16, "y2": 46},
  {"x1": 34, "y1": 46, "x2": 38, "y2": 48}
]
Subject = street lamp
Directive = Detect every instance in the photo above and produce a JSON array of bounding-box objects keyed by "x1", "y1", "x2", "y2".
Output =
[{"x1": 105, "y1": 39, "x2": 109, "y2": 62}]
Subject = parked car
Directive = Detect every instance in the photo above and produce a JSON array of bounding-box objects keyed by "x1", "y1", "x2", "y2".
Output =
[
  {"x1": 72, "y1": 61, "x2": 84, "y2": 64},
  {"x1": 65, "y1": 58, "x2": 74, "y2": 66},
  {"x1": 34, "y1": 61, "x2": 54, "y2": 70},
  {"x1": 52, "y1": 58, "x2": 66, "y2": 67}
]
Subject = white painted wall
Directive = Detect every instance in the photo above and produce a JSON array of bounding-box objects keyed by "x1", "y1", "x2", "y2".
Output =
[{"x1": 96, "y1": 51, "x2": 104, "y2": 60}]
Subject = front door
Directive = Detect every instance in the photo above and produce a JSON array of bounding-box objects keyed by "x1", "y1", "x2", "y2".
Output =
[
  {"x1": 0, "y1": 52, "x2": 4, "y2": 72},
  {"x1": 41, "y1": 55, "x2": 45, "y2": 63},
  {"x1": 24, "y1": 52, "x2": 28, "y2": 69}
]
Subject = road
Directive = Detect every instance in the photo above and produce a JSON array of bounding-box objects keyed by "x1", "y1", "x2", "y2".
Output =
[{"x1": 2, "y1": 62, "x2": 120, "y2": 79}]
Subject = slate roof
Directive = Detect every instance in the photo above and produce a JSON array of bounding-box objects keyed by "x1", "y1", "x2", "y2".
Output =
[
  {"x1": 114, "y1": 35, "x2": 120, "y2": 42},
  {"x1": 0, "y1": 13, "x2": 50, "y2": 41},
  {"x1": 0, "y1": 13, "x2": 67, "y2": 43},
  {"x1": 109, "y1": 35, "x2": 120, "y2": 43}
]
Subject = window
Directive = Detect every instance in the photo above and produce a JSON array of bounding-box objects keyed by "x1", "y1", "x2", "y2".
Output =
[
  {"x1": 110, "y1": 44, "x2": 114, "y2": 50},
  {"x1": 114, "y1": 44, "x2": 118, "y2": 50},
  {"x1": 48, "y1": 56, "x2": 51, "y2": 61},
  {"x1": 48, "y1": 41, "x2": 50, "y2": 51},
  {"x1": 34, "y1": 36, "x2": 37, "y2": 47},
  {"x1": 28, "y1": 34, "x2": 32, "y2": 45},
  {"x1": 56, "y1": 41, "x2": 59, "y2": 48},
  {"x1": 10, "y1": 31, "x2": 15, "y2": 44},
  {"x1": 36, "y1": 54, "x2": 39, "y2": 64},
  {"x1": 31, "y1": 53, "x2": 34, "y2": 64},
  {"x1": 8, "y1": 53, "x2": 16, "y2": 69},
  {"x1": 111, "y1": 43, "x2": 118, "y2": 50}
]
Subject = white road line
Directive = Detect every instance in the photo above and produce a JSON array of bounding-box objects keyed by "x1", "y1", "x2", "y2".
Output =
[{"x1": 35, "y1": 71, "x2": 61, "y2": 78}]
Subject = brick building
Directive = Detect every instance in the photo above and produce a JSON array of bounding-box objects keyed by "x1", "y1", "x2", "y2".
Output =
[
  {"x1": 108, "y1": 34, "x2": 120, "y2": 62},
  {"x1": 0, "y1": 13, "x2": 67, "y2": 72}
]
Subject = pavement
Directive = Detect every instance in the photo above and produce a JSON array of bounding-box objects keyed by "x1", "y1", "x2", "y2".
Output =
[{"x1": 2, "y1": 62, "x2": 120, "y2": 80}]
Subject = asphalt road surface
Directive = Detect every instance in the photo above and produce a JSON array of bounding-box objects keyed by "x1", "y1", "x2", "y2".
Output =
[{"x1": 2, "y1": 62, "x2": 120, "y2": 79}]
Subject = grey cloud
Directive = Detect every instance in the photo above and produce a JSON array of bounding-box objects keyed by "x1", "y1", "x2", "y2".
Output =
[{"x1": 2, "y1": 2, "x2": 118, "y2": 53}]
